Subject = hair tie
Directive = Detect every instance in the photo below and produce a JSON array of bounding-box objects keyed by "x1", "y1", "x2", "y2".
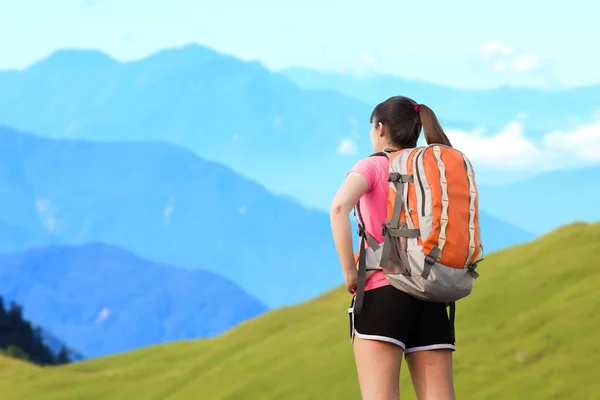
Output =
[{"x1": 414, "y1": 103, "x2": 420, "y2": 113}]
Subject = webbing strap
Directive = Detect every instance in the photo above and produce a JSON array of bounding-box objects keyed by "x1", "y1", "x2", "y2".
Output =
[
  {"x1": 461, "y1": 153, "x2": 478, "y2": 269},
  {"x1": 355, "y1": 204, "x2": 380, "y2": 251},
  {"x1": 360, "y1": 228, "x2": 380, "y2": 251},
  {"x1": 388, "y1": 182, "x2": 405, "y2": 229},
  {"x1": 385, "y1": 226, "x2": 420, "y2": 238},
  {"x1": 448, "y1": 302, "x2": 456, "y2": 343},
  {"x1": 422, "y1": 246, "x2": 441, "y2": 280},
  {"x1": 432, "y1": 146, "x2": 449, "y2": 254},
  {"x1": 380, "y1": 180, "x2": 406, "y2": 268},
  {"x1": 353, "y1": 235, "x2": 368, "y2": 315},
  {"x1": 388, "y1": 173, "x2": 414, "y2": 183}
]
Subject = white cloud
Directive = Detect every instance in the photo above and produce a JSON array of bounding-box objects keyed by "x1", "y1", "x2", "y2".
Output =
[
  {"x1": 448, "y1": 122, "x2": 542, "y2": 169},
  {"x1": 481, "y1": 41, "x2": 514, "y2": 58},
  {"x1": 447, "y1": 120, "x2": 600, "y2": 171},
  {"x1": 512, "y1": 54, "x2": 539, "y2": 73},
  {"x1": 338, "y1": 138, "x2": 357, "y2": 155},
  {"x1": 360, "y1": 53, "x2": 378, "y2": 68},
  {"x1": 544, "y1": 122, "x2": 600, "y2": 162},
  {"x1": 481, "y1": 41, "x2": 539, "y2": 74}
]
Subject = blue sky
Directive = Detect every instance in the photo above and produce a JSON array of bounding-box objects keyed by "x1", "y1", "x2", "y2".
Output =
[{"x1": 1, "y1": 0, "x2": 598, "y2": 89}]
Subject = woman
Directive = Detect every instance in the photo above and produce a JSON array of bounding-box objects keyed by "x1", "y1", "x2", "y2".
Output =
[{"x1": 330, "y1": 96, "x2": 456, "y2": 400}]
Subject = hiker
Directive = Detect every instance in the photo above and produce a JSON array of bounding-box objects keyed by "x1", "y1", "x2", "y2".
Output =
[{"x1": 329, "y1": 96, "x2": 483, "y2": 400}]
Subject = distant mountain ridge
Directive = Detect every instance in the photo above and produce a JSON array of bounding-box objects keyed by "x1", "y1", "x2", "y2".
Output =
[
  {"x1": 478, "y1": 166, "x2": 600, "y2": 234},
  {"x1": 0, "y1": 243, "x2": 267, "y2": 358},
  {"x1": 0, "y1": 44, "x2": 479, "y2": 210},
  {"x1": 0, "y1": 124, "x2": 341, "y2": 307},
  {"x1": 282, "y1": 67, "x2": 600, "y2": 135}
]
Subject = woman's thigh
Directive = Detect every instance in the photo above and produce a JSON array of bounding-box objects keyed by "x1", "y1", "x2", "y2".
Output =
[
  {"x1": 404, "y1": 300, "x2": 456, "y2": 400},
  {"x1": 406, "y1": 349, "x2": 455, "y2": 400},
  {"x1": 353, "y1": 336, "x2": 404, "y2": 400},
  {"x1": 348, "y1": 286, "x2": 421, "y2": 399}
]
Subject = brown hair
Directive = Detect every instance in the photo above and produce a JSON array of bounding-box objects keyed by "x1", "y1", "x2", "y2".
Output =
[{"x1": 370, "y1": 96, "x2": 452, "y2": 148}]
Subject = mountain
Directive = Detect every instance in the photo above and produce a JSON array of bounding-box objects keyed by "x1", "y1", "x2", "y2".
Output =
[
  {"x1": 0, "y1": 221, "x2": 598, "y2": 400},
  {"x1": 478, "y1": 167, "x2": 600, "y2": 234},
  {"x1": 0, "y1": 243, "x2": 267, "y2": 358},
  {"x1": 0, "y1": 125, "x2": 535, "y2": 306},
  {"x1": 282, "y1": 67, "x2": 600, "y2": 135},
  {"x1": 0, "y1": 45, "x2": 477, "y2": 210},
  {"x1": 0, "y1": 125, "x2": 341, "y2": 307}
]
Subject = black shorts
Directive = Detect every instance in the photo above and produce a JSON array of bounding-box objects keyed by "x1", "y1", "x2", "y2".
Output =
[{"x1": 348, "y1": 285, "x2": 456, "y2": 355}]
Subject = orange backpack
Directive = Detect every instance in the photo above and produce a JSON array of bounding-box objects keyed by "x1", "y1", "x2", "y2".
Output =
[{"x1": 353, "y1": 145, "x2": 484, "y2": 319}]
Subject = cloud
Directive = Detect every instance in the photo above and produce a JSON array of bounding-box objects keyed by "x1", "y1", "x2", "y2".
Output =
[
  {"x1": 448, "y1": 122, "x2": 542, "y2": 169},
  {"x1": 360, "y1": 53, "x2": 378, "y2": 69},
  {"x1": 338, "y1": 138, "x2": 357, "y2": 155},
  {"x1": 481, "y1": 41, "x2": 514, "y2": 58},
  {"x1": 447, "y1": 119, "x2": 600, "y2": 171},
  {"x1": 512, "y1": 54, "x2": 539, "y2": 73},
  {"x1": 544, "y1": 122, "x2": 600, "y2": 163},
  {"x1": 480, "y1": 41, "x2": 539, "y2": 74}
]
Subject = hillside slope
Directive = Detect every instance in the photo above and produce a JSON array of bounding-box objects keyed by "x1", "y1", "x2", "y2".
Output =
[{"x1": 0, "y1": 222, "x2": 598, "y2": 399}]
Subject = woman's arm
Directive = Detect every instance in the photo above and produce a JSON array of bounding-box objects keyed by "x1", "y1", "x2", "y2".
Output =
[{"x1": 329, "y1": 172, "x2": 369, "y2": 292}]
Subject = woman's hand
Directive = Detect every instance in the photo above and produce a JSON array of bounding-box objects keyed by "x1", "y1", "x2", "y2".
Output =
[{"x1": 344, "y1": 268, "x2": 358, "y2": 295}]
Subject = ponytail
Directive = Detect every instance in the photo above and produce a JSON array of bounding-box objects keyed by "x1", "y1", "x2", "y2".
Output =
[{"x1": 417, "y1": 104, "x2": 452, "y2": 147}]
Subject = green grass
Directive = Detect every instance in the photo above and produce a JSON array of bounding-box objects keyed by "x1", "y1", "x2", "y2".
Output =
[{"x1": 1, "y1": 221, "x2": 599, "y2": 399}]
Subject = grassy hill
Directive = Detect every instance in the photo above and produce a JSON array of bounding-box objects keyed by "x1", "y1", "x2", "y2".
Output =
[{"x1": 1, "y1": 222, "x2": 599, "y2": 400}]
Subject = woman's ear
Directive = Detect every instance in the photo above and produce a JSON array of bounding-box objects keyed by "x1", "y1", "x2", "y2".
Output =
[{"x1": 377, "y1": 122, "x2": 386, "y2": 138}]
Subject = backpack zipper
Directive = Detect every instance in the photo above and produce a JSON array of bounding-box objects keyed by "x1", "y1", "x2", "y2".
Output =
[{"x1": 414, "y1": 147, "x2": 427, "y2": 217}]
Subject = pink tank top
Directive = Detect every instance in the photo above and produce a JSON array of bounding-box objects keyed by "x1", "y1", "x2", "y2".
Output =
[{"x1": 348, "y1": 155, "x2": 391, "y2": 291}]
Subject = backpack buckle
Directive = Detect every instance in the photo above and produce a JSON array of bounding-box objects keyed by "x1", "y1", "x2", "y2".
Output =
[
  {"x1": 388, "y1": 172, "x2": 401, "y2": 182},
  {"x1": 358, "y1": 225, "x2": 365, "y2": 237},
  {"x1": 381, "y1": 224, "x2": 388, "y2": 236},
  {"x1": 424, "y1": 254, "x2": 436, "y2": 265}
]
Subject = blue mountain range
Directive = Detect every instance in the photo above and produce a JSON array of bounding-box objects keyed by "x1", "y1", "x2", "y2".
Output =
[
  {"x1": 282, "y1": 67, "x2": 600, "y2": 135},
  {"x1": 0, "y1": 243, "x2": 267, "y2": 358},
  {"x1": 1, "y1": 45, "x2": 597, "y2": 227},
  {"x1": 478, "y1": 167, "x2": 600, "y2": 234},
  {"x1": 0, "y1": 125, "x2": 534, "y2": 308},
  {"x1": 0, "y1": 125, "x2": 342, "y2": 307},
  {"x1": 0, "y1": 45, "x2": 479, "y2": 210}
]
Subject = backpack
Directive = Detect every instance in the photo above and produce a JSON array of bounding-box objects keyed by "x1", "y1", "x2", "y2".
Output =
[{"x1": 352, "y1": 145, "x2": 484, "y2": 333}]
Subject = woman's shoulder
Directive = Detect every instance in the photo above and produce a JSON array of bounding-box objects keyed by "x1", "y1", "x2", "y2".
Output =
[
  {"x1": 349, "y1": 155, "x2": 389, "y2": 190},
  {"x1": 351, "y1": 154, "x2": 389, "y2": 171}
]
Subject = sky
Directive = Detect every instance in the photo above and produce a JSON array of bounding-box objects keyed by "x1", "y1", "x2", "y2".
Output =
[
  {"x1": 1, "y1": 0, "x2": 599, "y2": 89},
  {"x1": 1, "y1": 0, "x2": 599, "y2": 178}
]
